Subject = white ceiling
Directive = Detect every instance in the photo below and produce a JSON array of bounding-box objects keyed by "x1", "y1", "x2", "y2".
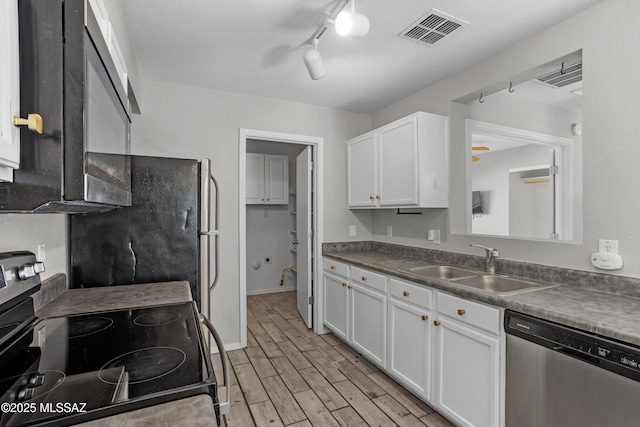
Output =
[{"x1": 121, "y1": 0, "x2": 603, "y2": 114}]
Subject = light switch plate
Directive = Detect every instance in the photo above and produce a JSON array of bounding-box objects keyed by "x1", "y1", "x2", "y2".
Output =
[{"x1": 427, "y1": 229, "x2": 441, "y2": 244}]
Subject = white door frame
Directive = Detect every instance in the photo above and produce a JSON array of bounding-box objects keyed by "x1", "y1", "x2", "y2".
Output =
[{"x1": 239, "y1": 128, "x2": 324, "y2": 347}]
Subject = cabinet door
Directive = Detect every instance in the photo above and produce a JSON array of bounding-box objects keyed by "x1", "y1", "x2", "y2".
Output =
[
  {"x1": 388, "y1": 298, "x2": 433, "y2": 400},
  {"x1": 350, "y1": 282, "x2": 387, "y2": 368},
  {"x1": 246, "y1": 153, "x2": 265, "y2": 204},
  {"x1": 347, "y1": 132, "x2": 377, "y2": 207},
  {"x1": 435, "y1": 319, "x2": 500, "y2": 427},
  {"x1": 378, "y1": 116, "x2": 419, "y2": 206},
  {"x1": 265, "y1": 154, "x2": 288, "y2": 204},
  {"x1": 0, "y1": 0, "x2": 21, "y2": 182},
  {"x1": 323, "y1": 273, "x2": 349, "y2": 341}
]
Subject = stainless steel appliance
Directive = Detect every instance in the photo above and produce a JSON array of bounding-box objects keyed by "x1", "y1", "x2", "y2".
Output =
[
  {"x1": 0, "y1": 251, "x2": 229, "y2": 426},
  {"x1": 0, "y1": 0, "x2": 132, "y2": 213},
  {"x1": 69, "y1": 156, "x2": 219, "y2": 316},
  {"x1": 505, "y1": 310, "x2": 640, "y2": 427}
]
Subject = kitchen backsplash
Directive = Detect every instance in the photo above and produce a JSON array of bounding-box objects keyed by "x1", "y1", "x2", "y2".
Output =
[{"x1": 323, "y1": 241, "x2": 640, "y2": 299}]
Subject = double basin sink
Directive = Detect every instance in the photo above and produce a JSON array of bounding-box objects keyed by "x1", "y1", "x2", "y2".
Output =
[{"x1": 403, "y1": 265, "x2": 556, "y2": 296}]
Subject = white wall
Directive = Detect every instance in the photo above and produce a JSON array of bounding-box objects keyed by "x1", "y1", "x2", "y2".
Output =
[
  {"x1": 0, "y1": 215, "x2": 67, "y2": 281},
  {"x1": 246, "y1": 204, "x2": 296, "y2": 295},
  {"x1": 370, "y1": 0, "x2": 640, "y2": 277},
  {"x1": 131, "y1": 80, "x2": 371, "y2": 346}
]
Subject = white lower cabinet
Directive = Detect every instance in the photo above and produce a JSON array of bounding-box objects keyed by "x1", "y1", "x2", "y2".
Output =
[
  {"x1": 388, "y1": 296, "x2": 433, "y2": 400},
  {"x1": 350, "y1": 281, "x2": 387, "y2": 368},
  {"x1": 322, "y1": 271, "x2": 349, "y2": 341},
  {"x1": 434, "y1": 314, "x2": 500, "y2": 427},
  {"x1": 322, "y1": 262, "x2": 387, "y2": 368},
  {"x1": 434, "y1": 291, "x2": 502, "y2": 427},
  {"x1": 322, "y1": 259, "x2": 504, "y2": 427}
]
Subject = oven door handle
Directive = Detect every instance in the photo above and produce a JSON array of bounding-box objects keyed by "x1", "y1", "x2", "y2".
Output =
[{"x1": 199, "y1": 313, "x2": 231, "y2": 415}]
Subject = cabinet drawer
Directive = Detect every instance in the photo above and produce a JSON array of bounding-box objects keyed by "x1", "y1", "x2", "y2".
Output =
[
  {"x1": 437, "y1": 292, "x2": 500, "y2": 335},
  {"x1": 350, "y1": 266, "x2": 387, "y2": 292},
  {"x1": 389, "y1": 277, "x2": 433, "y2": 310},
  {"x1": 323, "y1": 258, "x2": 349, "y2": 278}
]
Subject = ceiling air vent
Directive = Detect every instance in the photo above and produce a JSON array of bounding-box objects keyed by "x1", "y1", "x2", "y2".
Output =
[
  {"x1": 536, "y1": 62, "x2": 583, "y2": 88},
  {"x1": 399, "y1": 9, "x2": 467, "y2": 46}
]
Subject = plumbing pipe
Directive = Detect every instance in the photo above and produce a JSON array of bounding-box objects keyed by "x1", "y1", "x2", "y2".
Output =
[{"x1": 280, "y1": 265, "x2": 297, "y2": 285}]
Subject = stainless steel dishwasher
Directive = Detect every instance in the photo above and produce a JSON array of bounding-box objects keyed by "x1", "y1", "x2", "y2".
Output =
[{"x1": 505, "y1": 310, "x2": 640, "y2": 427}]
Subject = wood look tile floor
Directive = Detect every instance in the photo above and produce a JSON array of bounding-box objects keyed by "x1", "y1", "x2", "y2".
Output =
[{"x1": 216, "y1": 291, "x2": 455, "y2": 427}]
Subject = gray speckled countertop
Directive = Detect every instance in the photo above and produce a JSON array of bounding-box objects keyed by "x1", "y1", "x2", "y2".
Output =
[
  {"x1": 324, "y1": 249, "x2": 640, "y2": 347},
  {"x1": 74, "y1": 394, "x2": 217, "y2": 427},
  {"x1": 36, "y1": 281, "x2": 193, "y2": 318}
]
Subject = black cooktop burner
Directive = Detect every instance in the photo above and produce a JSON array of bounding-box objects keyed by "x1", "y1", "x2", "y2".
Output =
[
  {"x1": 99, "y1": 347, "x2": 186, "y2": 384},
  {"x1": 133, "y1": 310, "x2": 182, "y2": 326},
  {"x1": 0, "y1": 301, "x2": 216, "y2": 427},
  {"x1": 68, "y1": 317, "x2": 113, "y2": 338}
]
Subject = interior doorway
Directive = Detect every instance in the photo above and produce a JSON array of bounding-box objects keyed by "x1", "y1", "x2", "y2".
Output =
[{"x1": 239, "y1": 129, "x2": 324, "y2": 348}]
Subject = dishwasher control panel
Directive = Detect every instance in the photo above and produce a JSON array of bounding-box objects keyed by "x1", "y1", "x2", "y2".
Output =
[{"x1": 505, "y1": 310, "x2": 640, "y2": 382}]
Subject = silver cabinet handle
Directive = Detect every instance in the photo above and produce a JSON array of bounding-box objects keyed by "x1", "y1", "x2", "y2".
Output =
[{"x1": 200, "y1": 313, "x2": 230, "y2": 415}]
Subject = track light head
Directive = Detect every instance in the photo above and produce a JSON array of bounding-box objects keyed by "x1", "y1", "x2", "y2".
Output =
[
  {"x1": 303, "y1": 39, "x2": 326, "y2": 80},
  {"x1": 335, "y1": 0, "x2": 369, "y2": 37}
]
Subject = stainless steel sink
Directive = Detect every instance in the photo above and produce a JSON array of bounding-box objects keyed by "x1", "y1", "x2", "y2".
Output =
[
  {"x1": 450, "y1": 275, "x2": 556, "y2": 296},
  {"x1": 407, "y1": 265, "x2": 479, "y2": 280}
]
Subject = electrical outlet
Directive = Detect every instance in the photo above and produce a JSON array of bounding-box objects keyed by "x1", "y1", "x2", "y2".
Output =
[
  {"x1": 387, "y1": 226, "x2": 392, "y2": 238},
  {"x1": 427, "y1": 229, "x2": 441, "y2": 244},
  {"x1": 349, "y1": 225, "x2": 356, "y2": 237},
  {"x1": 37, "y1": 244, "x2": 46, "y2": 263},
  {"x1": 599, "y1": 239, "x2": 618, "y2": 255}
]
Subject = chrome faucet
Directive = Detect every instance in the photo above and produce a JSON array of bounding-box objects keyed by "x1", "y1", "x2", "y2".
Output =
[{"x1": 469, "y1": 244, "x2": 500, "y2": 274}]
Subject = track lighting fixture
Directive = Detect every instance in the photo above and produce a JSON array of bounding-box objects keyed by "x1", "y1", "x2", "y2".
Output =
[
  {"x1": 334, "y1": 0, "x2": 369, "y2": 37},
  {"x1": 303, "y1": 39, "x2": 326, "y2": 80},
  {"x1": 302, "y1": 0, "x2": 369, "y2": 80}
]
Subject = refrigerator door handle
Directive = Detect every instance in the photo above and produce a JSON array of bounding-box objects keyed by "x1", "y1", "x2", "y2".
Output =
[{"x1": 208, "y1": 172, "x2": 220, "y2": 292}]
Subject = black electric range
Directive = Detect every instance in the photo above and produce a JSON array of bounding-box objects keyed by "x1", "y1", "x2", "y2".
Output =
[{"x1": 0, "y1": 252, "x2": 222, "y2": 426}]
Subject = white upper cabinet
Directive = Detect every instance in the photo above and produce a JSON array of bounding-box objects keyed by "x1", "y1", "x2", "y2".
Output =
[
  {"x1": 0, "y1": 0, "x2": 20, "y2": 182},
  {"x1": 347, "y1": 112, "x2": 448, "y2": 209},
  {"x1": 347, "y1": 132, "x2": 376, "y2": 207},
  {"x1": 246, "y1": 153, "x2": 289, "y2": 205}
]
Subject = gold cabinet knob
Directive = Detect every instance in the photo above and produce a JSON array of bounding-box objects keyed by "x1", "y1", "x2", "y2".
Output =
[
  {"x1": 342, "y1": 282, "x2": 347, "y2": 287},
  {"x1": 433, "y1": 320, "x2": 441, "y2": 326},
  {"x1": 13, "y1": 113, "x2": 43, "y2": 134},
  {"x1": 375, "y1": 195, "x2": 380, "y2": 200},
  {"x1": 348, "y1": 285, "x2": 352, "y2": 289},
  {"x1": 330, "y1": 265, "x2": 335, "y2": 270},
  {"x1": 369, "y1": 195, "x2": 374, "y2": 201},
  {"x1": 457, "y1": 309, "x2": 466, "y2": 316},
  {"x1": 402, "y1": 291, "x2": 410, "y2": 297},
  {"x1": 361, "y1": 276, "x2": 367, "y2": 281},
  {"x1": 421, "y1": 315, "x2": 428, "y2": 321}
]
